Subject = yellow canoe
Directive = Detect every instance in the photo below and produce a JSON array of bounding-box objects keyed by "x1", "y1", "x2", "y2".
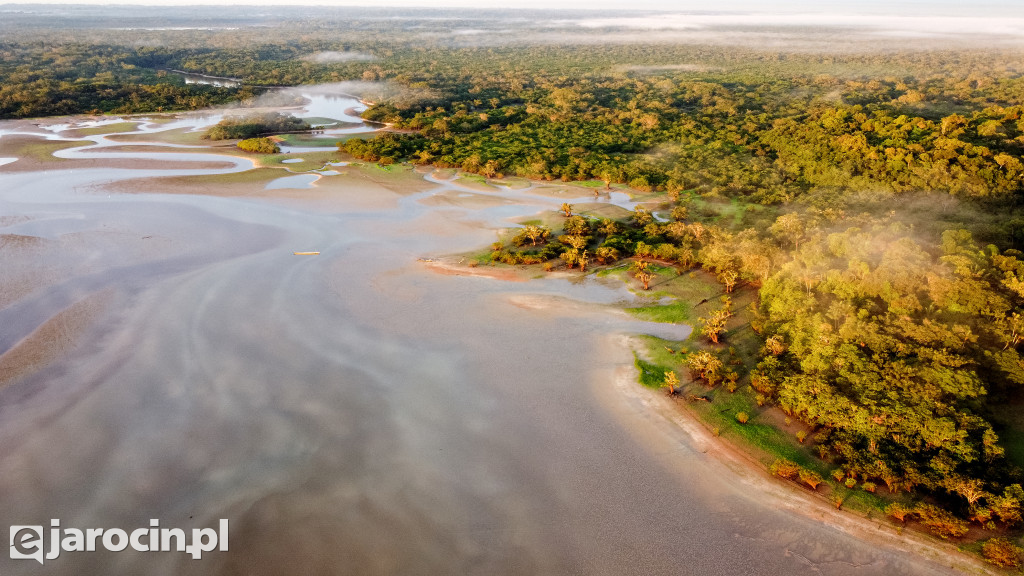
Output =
[{"x1": 293, "y1": 251, "x2": 320, "y2": 255}]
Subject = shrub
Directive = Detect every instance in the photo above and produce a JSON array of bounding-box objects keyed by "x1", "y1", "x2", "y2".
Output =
[
  {"x1": 770, "y1": 458, "x2": 800, "y2": 480},
  {"x1": 861, "y1": 481, "x2": 877, "y2": 493},
  {"x1": 914, "y1": 504, "x2": 969, "y2": 539},
  {"x1": 237, "y1": 137, "x2": 280, "y2": 154},
  {"x1": 885, "y1": 503, "x2": 914, "y2": 523},
  {"x1": 799, "y1": 469, "x2": 823, "y2": 490},
  {"x1": 982, "y1": 537, "x2": 1023, "y2": 568},
  {"x1": 831, "y1": 470, "x2": 846, "y2": 482},
  {"x1": 845, "y1": 478, "x2": 857, "y2": 488},
  {"x1": 735, "y1": 412, "x2": 749, "y2": 424}
]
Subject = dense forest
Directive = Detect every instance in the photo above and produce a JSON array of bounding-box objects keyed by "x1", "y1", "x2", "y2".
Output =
[{"x1": 4, "y1": 6, "x2": 1024, "y2": 564}]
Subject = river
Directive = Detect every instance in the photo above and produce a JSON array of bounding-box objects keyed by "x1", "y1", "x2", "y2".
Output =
[{"x1": 0, "y1": 92, "x2": 969, "y2": 575}]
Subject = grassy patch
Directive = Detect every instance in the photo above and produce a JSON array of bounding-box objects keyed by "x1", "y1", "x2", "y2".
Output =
[
  {"x1": 457, "y1": 172, "x2": 488, "y2": 183},
  {"x1": 686, "y1": 385, "x2": 819, "y2": 467},
  {"x1": 627, "y1": 300, "x2": 691, "y2": 323},
  {"x1": 569, "y1": 179, "x2": 607, "y2": 188},
  {"x1": 576, "y1": 204, "x2": 633, "y2": 221},
  {"x1": 841, "y1": 489, "x2": 890, "y2": 516},
  {"x1": 634, "y1": 354, "x2": 669, "y2": 389},
  {"x1": 642, "y1": 268, "x2": 723, "y2": 303}
]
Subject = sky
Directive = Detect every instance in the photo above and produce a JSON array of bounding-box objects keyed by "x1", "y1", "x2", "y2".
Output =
[{"x1": 3, "y1": 0, "x2": 1021, "y2": 14}]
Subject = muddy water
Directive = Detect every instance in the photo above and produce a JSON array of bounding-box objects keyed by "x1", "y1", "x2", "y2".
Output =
[{"x1": 0, "y1": 113, "x2": 965, "y2": 575}]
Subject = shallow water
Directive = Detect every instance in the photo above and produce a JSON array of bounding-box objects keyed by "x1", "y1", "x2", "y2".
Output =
[
  {"x1": 0, "y1": 106, "x2": 965, "y2": 576},
  {"x1": 265, "y1": 173, "x2": 320, "y2": 190}
]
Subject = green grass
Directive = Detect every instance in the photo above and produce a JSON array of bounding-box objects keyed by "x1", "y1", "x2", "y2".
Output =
[
  {"x1": 570, "y1": 179, "x2": 607, "y2": 188},
  {"x1": 457, "y1": 172, "x2": 488, "y2": 183},
  {"x1": 841, "y1": 489, "x2": 890, "y2": 515},
  {"x1": 642, "y1": 268, "x2": 724, "y2": 303},
  {"x1": 627, "y1": 300, "x2": 691, "y2": 323},
  {"x1": 634, "y1": 354, "x2": 669, "y2": 389},
  {"x1": 636, "y1": 336, "x2": 691, "y2": 364},
  {"x1": 576, "y1": 204, "x2": 633, "y2": 221},
  {"x1": 688, "y1": 386, "x2": 820, "y2": 467}
]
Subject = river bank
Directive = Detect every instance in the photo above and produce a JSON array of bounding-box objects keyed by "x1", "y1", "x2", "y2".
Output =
[{"x1": 0, "y1": 101, "x2": 982, "y2": 575}]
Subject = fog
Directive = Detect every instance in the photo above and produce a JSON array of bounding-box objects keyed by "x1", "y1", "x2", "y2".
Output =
[{"x1": 572, "y1": 13, "x2": 1024, "y2": 39}]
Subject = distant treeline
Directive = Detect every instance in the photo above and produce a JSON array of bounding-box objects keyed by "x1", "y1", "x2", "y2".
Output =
[{"x1": 345, "y1": 60, "x2": 1024, "y2": 209}]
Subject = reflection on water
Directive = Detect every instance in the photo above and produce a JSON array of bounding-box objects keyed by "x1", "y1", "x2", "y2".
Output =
[
  {"x1": 294, "y1": 92, "x2": 368, "y2": 124},
  {"x1": 0, "y1": 90, "x2": 963, "y2": 576}
]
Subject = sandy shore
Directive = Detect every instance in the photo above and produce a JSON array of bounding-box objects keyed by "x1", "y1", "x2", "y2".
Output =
[
  {"x1": 423, "y1": 259, "x2": 533, "y2": 282},
  {"x1": 0, "y1": 290, "x2": 111, "y2": 387},
  {"x1": 421, "y1": 255, "x2": 998, "y2": 575},
  {"x1": 602, "y1": 334, "x2": 996, "y2": 576}
]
